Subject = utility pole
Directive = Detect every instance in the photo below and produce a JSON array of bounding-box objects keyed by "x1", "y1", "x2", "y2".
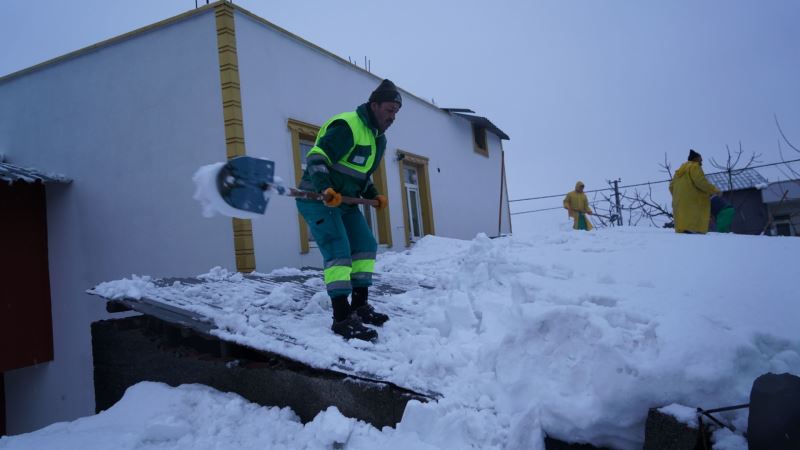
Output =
[{"x1": 612, "y1": 178, "x2": 622, "y2": 226}]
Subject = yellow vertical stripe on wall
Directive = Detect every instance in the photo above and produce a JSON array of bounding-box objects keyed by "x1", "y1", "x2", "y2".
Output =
[{"x1": 215, "y1": 2, "x2": 255, "y2": 272}]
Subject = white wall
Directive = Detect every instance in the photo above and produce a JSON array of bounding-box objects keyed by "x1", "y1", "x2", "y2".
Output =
[
  {"x1": 0, "y1": 10, "x2": 232, "y2": 434},
  {"x1": 234, "y1": 11, "x2": 509, "y2": 268}
]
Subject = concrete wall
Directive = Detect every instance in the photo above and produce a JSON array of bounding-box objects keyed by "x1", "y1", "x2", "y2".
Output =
[
  {"x1": 92, "y1": 315, "x2": 428, "y2": 428},
  {"x1": 233, "y1": 10, "x2": 509, "y2": 269},
  {"x1": 0, "y1": 10, "x2": 231, "y2": 433}
]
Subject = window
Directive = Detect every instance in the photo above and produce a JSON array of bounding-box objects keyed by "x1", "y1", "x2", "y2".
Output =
[
  {"x1": 773, "y1": 215, "x2": 795, "y2": 237},
  {"x1": 288, "y1": 119, "x2": 321, "y2": 254},
  {"x1": 397, "y1": 150, "x2": 435, "y2": 246},
  {"x1": 361, "y1": 203, "x2": 379, "y2": 237},
  {"x1": 404, "y1": 166, "x2": 424, "y2": 241},
  {"x1": 472, "y1": 124, "x2": 488, "y2": 157},
  {"x1": 288, "y1": 118, "x2": 392, "y2": 253},
  {"x1": 298, "y1": 137, "x2": 317, "y2": 248}
]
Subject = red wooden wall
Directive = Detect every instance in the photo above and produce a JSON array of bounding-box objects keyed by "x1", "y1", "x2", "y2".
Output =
[{"x1": 0, "y1": 181, "x2": 55, "y2": 374}]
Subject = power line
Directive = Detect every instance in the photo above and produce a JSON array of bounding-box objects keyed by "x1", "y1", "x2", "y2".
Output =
[
  {"x1": 509, "y1": 157, "x2": 800, "y2": 203},
  {"x1": 510, "y1": 206, "x2": 565, "y2": 216}
]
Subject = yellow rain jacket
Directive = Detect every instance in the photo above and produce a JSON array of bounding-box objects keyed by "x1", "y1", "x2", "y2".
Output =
[
  {"x1": 563, "y1": 182, "x2": 593, "y2": 230},
  {"x1": 669, "y1": 161, "x2": 720, "y2": 233}
]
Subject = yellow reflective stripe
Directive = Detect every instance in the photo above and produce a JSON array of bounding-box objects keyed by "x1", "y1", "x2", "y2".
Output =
[
  {"x1": 351, "y1": 259, "x2": 375, "y2": 274},
  {"x1": 324, "y1": 265, "x2": 351, "y2": 285}
]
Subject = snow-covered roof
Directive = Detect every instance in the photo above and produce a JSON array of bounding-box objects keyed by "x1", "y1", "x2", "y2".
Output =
[
  {"x1": 88, "y1": 267, "x2": 440, "y2": 397},
  {"x1": 705, "y1": 168, "x2": 767, "y2": 192},
  {"x1": 761, "y1": 179, "x2": 800, "y2": 203},
  {"x1": 0, "y1": 162, "x2": 71, "y2": 184},
  {"x1": 70, "y1": 230, "x2": 800, "y2": 448}
]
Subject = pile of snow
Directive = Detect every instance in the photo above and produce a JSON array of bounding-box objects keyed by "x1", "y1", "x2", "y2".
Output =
[
  {"x1": 5, "y1": 227, "x2": 799, "y2": 449},
  {"x1": 0, "y1": 382, "x2": 435, "y2": 450}
]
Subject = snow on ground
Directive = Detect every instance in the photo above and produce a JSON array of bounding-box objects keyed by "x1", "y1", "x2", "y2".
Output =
[
  {"x1": 3, "y1": 227, "x2": 799, "y2": 449},
  {"x1": 0, "y1": 382, "x2": 436, "y2": 450}
]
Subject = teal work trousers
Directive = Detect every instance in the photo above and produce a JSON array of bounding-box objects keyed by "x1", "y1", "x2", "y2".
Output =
[{"x1": 296, "y1": 200, "x2": 377, "y2": 298}]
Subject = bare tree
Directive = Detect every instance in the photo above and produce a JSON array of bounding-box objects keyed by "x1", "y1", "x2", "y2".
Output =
[
  {"x1": 767, "y1": 116, "x2": 800, "y2": 235},
  {"x1": 659, "y1": 153, "x2": 674, "y2": 180},
  {"x1": 589, "y1": 154, "x2": 675, "y2": 229},
  {"x1": 709, "y1": 143, "x2": 762, "y2": 194},
  {"x1": 620, "y1": 184, "x2": 673, "y2": 227},
  {"x1": 775, "y1": 115, "x2": 800, "y2": 182}
]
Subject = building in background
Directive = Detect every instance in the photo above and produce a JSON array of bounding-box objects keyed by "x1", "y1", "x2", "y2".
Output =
[
  {"x1": 706, "y1": 168, "x2": 769, "y2": 235},
  {"x1": 761, "y1": 179, "x2": 800, "y2": 236},
  {"x1": 0, "y1": 1, "x2": 510, "y2": 434}
]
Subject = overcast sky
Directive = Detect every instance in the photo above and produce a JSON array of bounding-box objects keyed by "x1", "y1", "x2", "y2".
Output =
[{"x1": 3, "y1": 0, "x2": 799, "y2": 221}]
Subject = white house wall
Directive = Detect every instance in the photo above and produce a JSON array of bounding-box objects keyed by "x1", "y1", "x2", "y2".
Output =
[
  {"x1": 0, "y1": 10, "x2": 231, "y2": 434},
  {"x1": 233, "y1": 11, "x2": 509, "y2": 267}
]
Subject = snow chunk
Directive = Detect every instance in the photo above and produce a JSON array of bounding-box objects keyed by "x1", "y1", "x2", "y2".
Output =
[
  {"x1": 192, "y1": 162, "x2": 264, "y2": 220},
  {"x1": 658, "y1": 403, "x2": 698, "y2": 428},
  {"x1": 92, "y1": 275, "x2": 155, "y2": 300}
]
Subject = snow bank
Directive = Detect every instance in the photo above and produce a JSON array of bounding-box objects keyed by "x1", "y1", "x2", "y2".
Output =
[
  {"x1": 0, "y1": 382, "x2": 436, "y2": 450},
  {"x1": 7, "y1": 227, "x2": 800, "y2": 449}
]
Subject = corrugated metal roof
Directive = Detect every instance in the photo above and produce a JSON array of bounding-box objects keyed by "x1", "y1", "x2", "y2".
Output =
[
  {"x1": 0, "y1": 162, "x2": 72, "y2": 184},
  {"x1": 761, "y1": 179, "x2": 800, "y2": 203},
  {"x1": 444, "y1": 110, "x2": 510, "y2": 140},
  {"x1": 705, "y1": 168, "x2": 767, "y2": 192}
]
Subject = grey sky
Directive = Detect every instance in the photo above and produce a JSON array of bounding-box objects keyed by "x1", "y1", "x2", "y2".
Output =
[{"x1": 3, "y1": 0, "x2": 799, "y2": 220}]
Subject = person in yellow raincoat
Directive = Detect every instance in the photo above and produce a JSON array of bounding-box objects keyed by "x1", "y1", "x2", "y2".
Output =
[
  {"x1": 563, "y1": 181, "x2": 593, "y2": 230},
  {"x1": 669, "y1": 149, "x2": 720, "y2": 234}
]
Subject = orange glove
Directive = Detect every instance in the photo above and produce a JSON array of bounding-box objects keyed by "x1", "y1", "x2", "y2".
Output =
[
  {"x1": 323, "y1": 188, "x2": 342, "y2": 207},
  {"x1": 375, "y1": 195, "x2": 388, "y2": 210}
]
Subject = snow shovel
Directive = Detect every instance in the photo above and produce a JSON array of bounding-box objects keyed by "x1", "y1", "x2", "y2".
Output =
[{"x1": 217, "y1": 155, "x2": 379, "y2": 214}]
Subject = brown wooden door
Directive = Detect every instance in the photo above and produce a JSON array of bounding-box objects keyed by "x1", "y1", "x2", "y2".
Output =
[{"x1": 0, "y1": 181, "x2": 54, "y2": 373}]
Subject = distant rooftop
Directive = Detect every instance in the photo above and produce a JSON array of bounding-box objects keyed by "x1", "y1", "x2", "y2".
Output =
[
  {"x1": 706, "y1": 168, "x2": 767, "y2": 192},
  {"x1": 0, "y1": 162, "x2": 71, "y2": 184}
]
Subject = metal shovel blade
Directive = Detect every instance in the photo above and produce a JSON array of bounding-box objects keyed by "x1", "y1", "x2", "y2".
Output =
[{"x1": 216, "y1": 156, "x2": 275, "y2": 214}]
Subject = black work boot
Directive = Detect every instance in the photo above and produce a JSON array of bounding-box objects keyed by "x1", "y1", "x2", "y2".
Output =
[
  {"x1": 354, "y1": 304, "x2": 389, "y2": 327},
  {"x1": 351, "y1": 286, "x2": 389, "y2": 326},
  {"x1": 331, "y1": 314, "x2": 378, "y2": 342}
]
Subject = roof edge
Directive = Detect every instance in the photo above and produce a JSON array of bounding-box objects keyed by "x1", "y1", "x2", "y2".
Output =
[
  {"x1": 448, "y1": 112, "x2": 510, "y2": 140},
  {"x1": 231, "y1": 4, "x2": 447, "y2": 115},
  {"x1": 0, "y1": 162, "x2": 72, "y2": 184}
]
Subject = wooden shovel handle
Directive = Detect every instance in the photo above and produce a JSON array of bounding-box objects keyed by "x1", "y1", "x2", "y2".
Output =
[{"x1": 286, "y1": 187, "x2": 380, "y2": 207}]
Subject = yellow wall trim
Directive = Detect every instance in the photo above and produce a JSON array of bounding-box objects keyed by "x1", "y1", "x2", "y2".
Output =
[
  {"x1": 287, "y1": 119, "x2": 321, "y2": 254},
  {"x1": 396, "y1": 149, "x2": 435, "y2": 246},
  {"x1": 215, "y1": 2, "x2": 255, "y2": 273}
]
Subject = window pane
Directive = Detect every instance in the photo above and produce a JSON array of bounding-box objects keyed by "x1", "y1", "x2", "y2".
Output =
[
  {"x1": 361, "y1": 204, "x2": 378, "y2": 239},
  {"x1": 299, "y1": 140, "x2": 313, "y2": 167},
  {"x1": 405, "y1": 167, "x2": 418, "y2": 186},
  {"x1": 409, "y1": 190, "x2": 421, "y2": 238}
]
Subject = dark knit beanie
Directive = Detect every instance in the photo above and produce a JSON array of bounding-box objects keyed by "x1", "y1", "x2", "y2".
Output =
[
  {"x1": 369, "y1": 79, "x2": 402, "y2": 106},
  {"x1": 688, "y1": 149, "x2": 701, "y2": 161}
]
